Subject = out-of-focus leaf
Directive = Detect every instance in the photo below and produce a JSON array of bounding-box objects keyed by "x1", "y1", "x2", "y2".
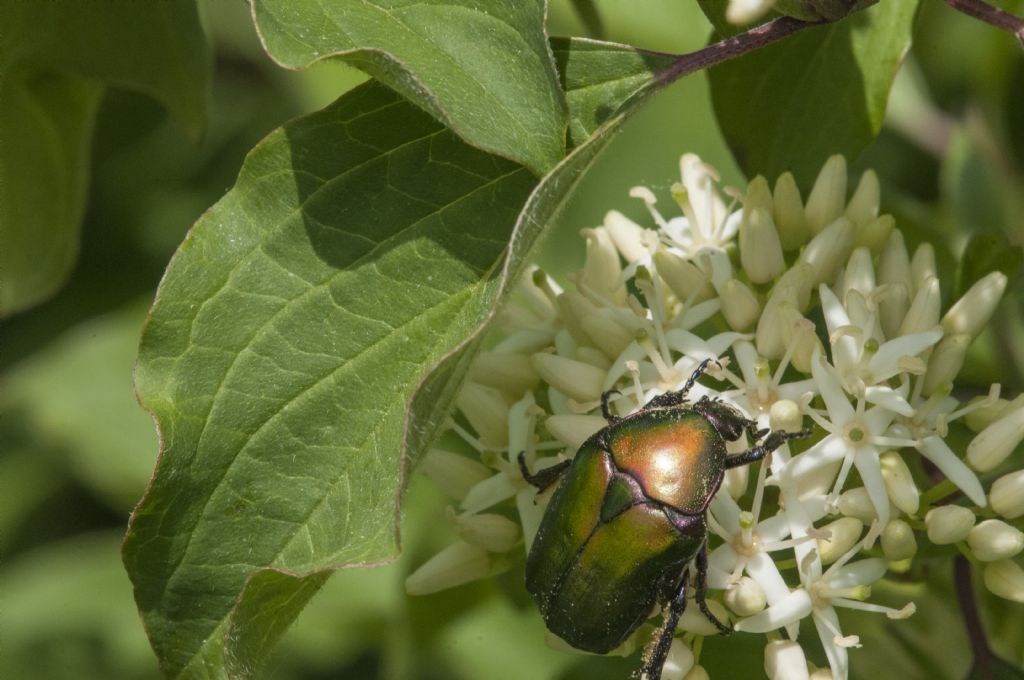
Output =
[
  {"x1": 252, "y1": 0, "x2": 566, "y2": 176},
  {"x1": 957, "y1": 230, "x2": 1022, "y2": 300},
  {"x1": 0, "y1": 532, "x2": 159, "y2": 680},
  {"x1": 0, "y1": 0, "x2": 208, "y2": 316},
  {"x1": 3, "y1": 300, "x2": 157, "y2": 510},
  {"x1": 550, "y1": 37, "x2": 674, "y2": 148},
  {"x1": 708, "y1": 1, "x2": 918, "y2": 188}
]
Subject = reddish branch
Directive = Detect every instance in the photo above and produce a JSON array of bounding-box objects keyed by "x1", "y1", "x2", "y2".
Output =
[
  {"x1": 944, "y1": 0, "x2": 1024, "y2": 46},
  {"x1": 656, "y1": 16, "x2": 815, "y2": 87}
]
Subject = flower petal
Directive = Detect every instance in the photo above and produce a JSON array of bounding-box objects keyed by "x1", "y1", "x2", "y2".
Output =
[
  {"x1": 734, "y1": 588, "x2": 813, "y2": 633},
  {"x1": 917, "y1": 435, "x2": 986, "y2": 506},
  {"x1": 854, "y1": 446, "x2": 890, "y2": 528},
  {"x1": 867, "y1": 327, "x2": 943, "y2": 382}
]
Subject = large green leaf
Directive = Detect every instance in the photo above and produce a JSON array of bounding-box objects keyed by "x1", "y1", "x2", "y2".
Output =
[
  {"x1": 0, "y1": 0, "x2": 208, "y2": 316},
  {"x1": 252, "y1": 0, "x2": 566, "y2": 176},
  {"x1": 707, "y1": 0, "x2": 918, "y2": 188},
  {"x1": 123, "y1": 32, "x2": 676, "y2": 675}
]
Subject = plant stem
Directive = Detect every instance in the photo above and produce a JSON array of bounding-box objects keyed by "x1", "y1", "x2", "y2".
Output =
[
  {"x1": 944, "y1": 0, "x2": 1024, "y2": 47},
  {"x1": 954, "y1": 555, "x2": 994, "y2": 678},
  {"x1": 655, "y1": 16, "x2": 818, "y2": 87}
]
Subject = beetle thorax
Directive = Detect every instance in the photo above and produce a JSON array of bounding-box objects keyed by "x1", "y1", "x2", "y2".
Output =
[{"x1": 607, "y1": 411, "x2": 727, "y2": 513}]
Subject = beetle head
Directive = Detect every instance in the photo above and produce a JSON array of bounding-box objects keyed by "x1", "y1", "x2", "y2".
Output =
[{"x1": 694, "y1": 397, "x2": 748, "y2": 441}]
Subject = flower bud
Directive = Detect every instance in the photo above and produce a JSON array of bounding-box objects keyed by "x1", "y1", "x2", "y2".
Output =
[
  {"x1": 842, "y1": 247, "x2": 876, "y2": 298},
  {"x1": 545, "y1": 414, "x2": 606, "y2": 450},
  {"x1": 780, "y1": 310, "x2": 822, "y2": 375},
  {"x1": 880, "y1": 451, "x2": 920, "y2": 515},
  {"x1": 405, "y1": 540, "x2": 500, "y2": 594},
  {"x1": 576, "y1": 346, "x2": 611, "y2": 370},
  {"x1": 966, "y1": 406, "x2": 1024, "y2": 472},
  {"x1": 469, "y1": 351, "x2": 540, "y2": 397},
  {"x1": 805, "y1": 155, "x2": 847, "y2": 234},
  {"x1": 838, "y1": 487, "x2": 881, "y2": 524},
  {"x1": 456, "y1": 382, "x2": 510, "y2": 447},
  {"x1": 899, "y1": 276, "x2": 940, "y2": 337},
  {"x1": 557, "y1": 291, "x2": 600, "y2": 346},
  {"x1": 983, "y1": 559, "x2": 1024, "y2": 603},
  {"x1": 853, "y1": 214, "x2": 895, "y2": 254},
  {"x1": 604, "y1": 210, "x2": 654, "y2": 263},
  {"x1": 922, "y1": 333, "x2": 970, "y2": 397},
  {"x1": 580, "y1": 310, "x2": 635, "y2": 360},
  {"x1": 655, "y1": 249, "x2": 713, "y2": 301},
  {"x1": 678, "y1": 598, "x2": 730, "y2": 635},
  {"x1": 719, "y1": 278, "x2": 762, "y2": 332},
  {"x1": 990, "y1": 470, "x2": 1024, "y2": 519},
  {"x1": 881, "y1": 519, "x2": 917, "y2": 562},
  {"x1": 419, "y1": 448, "x2": 492, "y2": 501},
  {"x1": 727, "y1": 0, "x2": 776, "y2": 23},
  {"x1": 773, "y1": 171, "x2": 809, "y2": 250},
  {"x1": 454, "y1": 511, "x2": 521, "y2": 553},
  {"x1": 755, "y1": 292, "x2": 793, "y2": 361},
  {"x1": 943, "y1": 271, "x2": 1007, "y2": 339},
  {"x1": 925, "y1": 505, "x2": 976, "y2": 545},
  {"x1": 725, "y1": 576, "x2": 767, "y2": 616},
  {"x1": 740, "y1": 208, "x2": 785, "y2": 284},
  {"x1": 798, "y1": 216, "x2": 855, "y2": 286},
  {"x1": 462, "y1": 471, "x2": 519, "y2": 513},
  {"x1": 531, "y1": 352, "x2": 606, "y2": 403},
  {"x1": 723, "y1": 463, "x2": 750, "y2": 500},
  {"x1": 660, "y1": 639, "x2": 695, "y2": 680},
  {"x1": 817, "y1": 517, "x2": 865, "y2": 564},
  {"x1": 580, "y1": 227, "x2": 625, "y2": 303},
  {"x1": 965, "y1": 396, "x2": 1022, "y2": 433},
  {"x1": 877, "y1": 229, "x2": 912, "y2": 339},
  {"x1": 764, "y1": 639, "x2": 810, "y2": 680},
  {"x1": 967, "y1": 519, "x2": 1024, "y2": 561},
  {"x1": 910, "y1": 243, "x2": 937, "y2": 292},
  {"x1": 684, "y1": 664, "x2": 711, "y2": 680},
  {"x1": 770, "y1": 399, "x2": 804, "y2": 434},
  {"x1": 845, "y1": 169, "x2": 880, "y2": 226}
]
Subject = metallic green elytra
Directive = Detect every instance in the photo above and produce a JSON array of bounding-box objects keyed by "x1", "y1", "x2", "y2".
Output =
[{"x1": 518, "y1": 359, "x2": 810, "y2": 680}]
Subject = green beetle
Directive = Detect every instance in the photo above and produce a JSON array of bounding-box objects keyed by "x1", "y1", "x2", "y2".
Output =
[{"x1": 518, "y1": 358, "x2": 809, "y2": 679}]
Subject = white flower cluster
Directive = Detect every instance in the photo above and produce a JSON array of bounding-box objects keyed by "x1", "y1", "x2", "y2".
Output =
[{"x1": 407, "y1": 154, "x2": 1024, "y2": 680}]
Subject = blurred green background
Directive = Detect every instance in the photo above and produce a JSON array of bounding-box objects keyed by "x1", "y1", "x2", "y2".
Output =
[{"x1": 2, "y1": 1, "x2": 1022, "y2": 678}]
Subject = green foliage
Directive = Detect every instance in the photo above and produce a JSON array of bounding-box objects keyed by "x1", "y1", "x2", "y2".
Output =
[
  {"x1": 3, "y1": 1, "x2": 1024, "y2": 678},
  {"x1": 707, "y1": 0, "x2": 918, "y2": 189},
  {"x1": 0, "y1": 0, "x2": 207, "y2": 315},
  {"x1": 252, "y1": 0, "x2": 567, "y2": 176}
]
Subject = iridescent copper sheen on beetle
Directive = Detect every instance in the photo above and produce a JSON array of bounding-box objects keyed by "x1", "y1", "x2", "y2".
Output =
[{"x1": 519, "y1": 359, "x2": 810, "y2": 680}]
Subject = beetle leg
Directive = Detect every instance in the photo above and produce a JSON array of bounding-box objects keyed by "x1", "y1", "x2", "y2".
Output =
[
  {"x1": 724, "y1": 427, "x2": 812, "y2": 469},
  {"x1": 517, "y1": 452, "x2": 571, "y2": 492},
  {"x1": 639, "y1": 569, "x2": 690, "y2": 680},
  {"x1": 601, "y1": 389, "x2": 623, "y2": 425},
  {"x1": 695, "y1": 542, "x2": 732, "y2": 635}
]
